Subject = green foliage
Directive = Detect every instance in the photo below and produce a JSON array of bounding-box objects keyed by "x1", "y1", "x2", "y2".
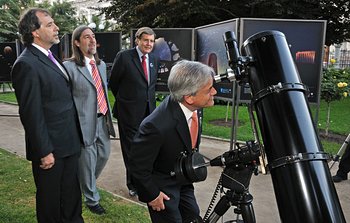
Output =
[
  {"x1": 0, "y1": 0, "x2": 36, "y2": 42},
  {"x1": 100, "y1": 0, "x2": 350, "y2": 46},
  {"x1": 317, "y1": 98, "x2": 350, "y2": 135},
  {"x1": 0, "y1": 0, "x2": 79, "y2": 42},
  {"x1": 321, "y1": 66, "x2": 350, "y2": 103},
  {"x1": 320, "y1": 65, "x2": 350, "y2": 135},
  {"x1": 45, "y1": 1, "x2": 79, "y2": 36},
  {"x1": 100, "y1": 0, "x2": 223, "y2": 34}
]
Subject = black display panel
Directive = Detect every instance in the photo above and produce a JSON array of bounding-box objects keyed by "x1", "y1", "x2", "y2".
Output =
[
  {"x1": 240, "y1": 18, "x2": 326, "y2": 103},
  {"x1": 131, "y1": 28, "x2": 194, "y2": 92},
  {"x1": 60, "y1": 32, "x2": 122, "y2": 65},
  {"x1": 196, "y1": 19, "x2": 239, "y2": 101},
  {"x1": 0, "y1": 42, "x2": 17, "y2": 82}
]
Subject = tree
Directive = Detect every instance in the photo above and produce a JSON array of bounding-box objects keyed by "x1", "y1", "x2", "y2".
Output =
[
  {"x1": 321, "y1": 63, "x2": 350, "y2": 136},
  {"x1": 0, "y1": 0, "x2": 79, "y2": 42},
  {"x1": 319, "y1": 0, "x2": 350, "y2": 46},
  {"x1": 100, "y1": 0, "x2": 350, "y2": 46},
  {"x1": 0, "y1": 0, "x2": 36, "y2": 42},
  {"x1": 99, "y1": 0, "x2": 229, "y2": 34},
  {"x1": 41, "y1": 1, "x2": 79, "y2": 36}
]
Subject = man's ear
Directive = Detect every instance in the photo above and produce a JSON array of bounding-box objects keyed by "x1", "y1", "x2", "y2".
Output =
[
  {"x1": 32, "y1": 30, "x2": 39, "y2": 38},
  {"x1": 74, "y1": 40, "x2": 80, "y2": 47},
  {"x1": 183, "y1": 95, "x2": 195, "y2": 105}
]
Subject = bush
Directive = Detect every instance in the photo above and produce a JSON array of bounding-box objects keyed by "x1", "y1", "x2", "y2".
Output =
[{"x1": 320, "y1": 64, "x2": 350, "y2": 135}]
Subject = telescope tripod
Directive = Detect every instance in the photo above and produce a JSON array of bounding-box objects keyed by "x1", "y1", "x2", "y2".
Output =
[
  {"x1": 329, "y1": 133, "x2": 350, "y2": 170},
  {"x1": 203, "y1": 164, "x2": 258, "y2": 223}
]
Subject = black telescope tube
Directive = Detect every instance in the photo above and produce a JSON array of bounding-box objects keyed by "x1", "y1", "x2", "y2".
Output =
[
  {"x1": 241, "y1": 31, "x2": 345, "y2": 222},
  {"x1": 223, "y1": 31, "x2": 242, "y2": 79}
]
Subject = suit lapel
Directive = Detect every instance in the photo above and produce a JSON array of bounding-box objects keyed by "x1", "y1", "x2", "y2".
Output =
[
  {"x1": 77, "y1": 65, "x2": 94, "y2": 85},
  {"x1": 97, "y1": 64, "x2": 107, "y2": 87},
  {"x1": 131, "y1": 49, "x2": 148, "y2": 82},
  {"x1": 148, "y1": 54, "x2": 157, "y2": 84},
  {"x1": 29, "y1": 46, "x2": 69, "y2": 81},
  {"x1": 169, "y1": 97, "x2": 192, "y2": 153}
]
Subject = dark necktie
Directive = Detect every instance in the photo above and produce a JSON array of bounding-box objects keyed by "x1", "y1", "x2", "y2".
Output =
[
  {"x1": 141, "y1": 55, "x2": 148, "y2": 81},
  {"x1": 90, "y1": 60, "x2": 108, "y2": 115}
]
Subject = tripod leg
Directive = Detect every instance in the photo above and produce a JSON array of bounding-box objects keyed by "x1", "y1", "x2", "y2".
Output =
[
  {"x1": 329, "y1": 133, "x2": 350, "y2": 170},
  {"x1": 204, "y1": 195, "x2": 231, "y2": 223},
  {"x1": 239, "y1": 202, "x2": 256, "y2": 223}
]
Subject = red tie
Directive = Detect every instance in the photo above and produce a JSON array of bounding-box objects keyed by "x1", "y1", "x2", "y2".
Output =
[
  {"x1": 190, "y1": 111, "x2": 199, "y2": 149},
  {"x1": 141, "y1": 55, "x2": 148, "y2": 81},
  {"x1": 90, "y1": 60, "x2": 108, "y2": 115}
]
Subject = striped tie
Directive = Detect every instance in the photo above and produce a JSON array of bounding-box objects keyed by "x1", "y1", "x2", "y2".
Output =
[{"x1": 90, "y1": 60, "x2": 108, "y2": 115}]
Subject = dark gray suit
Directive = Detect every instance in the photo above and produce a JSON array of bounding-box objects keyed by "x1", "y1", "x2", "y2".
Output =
[
  {"x1": 11, "y1": 45, "x2": 83, "y2": 222},
  {"x1": 129, "y1": 96, "x2": 202, "y2": 222},
  {"x1": 64, "y1": 59, "x2": 115, "y2": 206},
  {"x1": 109, "y1": 47, "x2": 158, "y2": 190}
]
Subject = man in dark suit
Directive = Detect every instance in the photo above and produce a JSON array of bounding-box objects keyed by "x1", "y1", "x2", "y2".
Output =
[
  {"x1": 109, "y1": 27, "x2": 159, "y2": 196},
  {"x1": 332, "y1": 142, "x2": 350, "y2": 182},
  {"x1": 11, "y1": 8, "x2": 83, "y2": 223},
  {"x1": 129, "y1": 60, "x2": 217, "y2": 222},
  {"x1": 64, "y1": 25, "x2": 116, "y2": 215}
]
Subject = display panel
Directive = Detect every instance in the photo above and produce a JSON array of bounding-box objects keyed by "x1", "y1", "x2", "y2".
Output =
[
  {"x1": 196, "y1": 19, "x2": 239, "y2": 101},
  {"x1": 240, "y1": 18, "x2": 327, "y2": 103},
  {"x1": 60, "y1": 32, "x2": 122, "y2": 65},
  {"x1": 131, "y1": 28, "x2": 194, "y2": 92},
  {"x1": 0, "y1": 42, "x2": 17, "y2": 82}
]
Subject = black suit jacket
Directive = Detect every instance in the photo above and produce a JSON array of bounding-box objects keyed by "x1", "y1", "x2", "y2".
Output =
[
  {"x1": 109, "y1": 48, "x2": 158, "y2": 127},
  {"x1": 11, "y1": 45, "x2": 81, "y2": 161},
  {"x1": 129, "y1": 96, "x2": 202, "y2": 203}
]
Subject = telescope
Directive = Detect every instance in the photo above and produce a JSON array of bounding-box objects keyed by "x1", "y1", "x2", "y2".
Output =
[
  {"x1": 218, "y1": 30, "x2": 345, "y2": 222},
  {"x1": 172, "y1": 140, "x2": 261, "y2": 223},
  {"x1": 173, "y1": 30, "x2": 345, "y2": 222},
  {"x1": 174, "y1": 30, "x2": 346, "y2": 223}
]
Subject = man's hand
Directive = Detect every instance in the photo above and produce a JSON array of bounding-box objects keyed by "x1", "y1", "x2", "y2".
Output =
[
  {"x1": 40, "y1": 153, "x2": 55, "y2": 169},
  {"x1": 148, "y1": 191, "x2": 170, "y2": 211}
]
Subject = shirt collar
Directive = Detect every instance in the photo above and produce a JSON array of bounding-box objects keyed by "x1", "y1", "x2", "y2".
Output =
[
  {"x1": 179, "y1": 102, "x2": 194, "y2": 123},
  {"x1": 32, "y1": 43, "x2": 50, "y2": 56},
  {"x1": 85, "y1": 56, "x2": 95, "y2": 67},
  {"x1": 136, "y1": 46, "x2": 147, "y2": 60}
]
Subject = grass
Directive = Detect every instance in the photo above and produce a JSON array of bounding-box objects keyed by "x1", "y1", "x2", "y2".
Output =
[
  {"x1": 202, "y1": 98, "x2": 350, "y2": 155},
  {"x1": 0, "y1": 91, "x2": 17, "y2": 103},
  {"x1": 0, "y1": 90, "x2": 349, "y2": 221},
  {"x1": 0, "y1": 149, "x2": 151, "y2": 223},
  {"x1": 1, "y1": 91, "x2": 349, "y2": 155}
]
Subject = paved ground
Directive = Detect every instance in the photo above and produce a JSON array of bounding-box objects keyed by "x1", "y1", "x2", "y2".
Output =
[{"x1": 0, "y1": 101, "x2": 349, "y2": 222}]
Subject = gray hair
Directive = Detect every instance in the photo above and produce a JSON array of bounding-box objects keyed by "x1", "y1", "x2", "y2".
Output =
[
  {"x1": 168, "y1": 60, "x2": 215, "y2": 102},
  {"x1": 135, "y1": 27, "x2": 156, "y2": 45}
]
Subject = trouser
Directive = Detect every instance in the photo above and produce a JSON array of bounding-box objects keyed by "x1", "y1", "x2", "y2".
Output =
[
  {"x1": 79, "y1": 115, "x2": 111, "y2": 206},
  {"x1": 148, "y1": 184, "x2": 202, "y2": 223},
  {"x1": 337, "y1": 144, "x2": 350, "y2": 178},
  {"x1": 32, "y1": 153, "x2": 83, "y2": 223}
]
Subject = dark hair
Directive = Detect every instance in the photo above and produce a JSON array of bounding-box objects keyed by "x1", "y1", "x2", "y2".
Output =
[
  {"x1": 18, "y1": 8, "x2": 50, "y2": 46},
  {"x1": 69, "y1": 25, "x2": 100, "y2": 66},
  {"x1": 134, "y1": 27, "x2": 156, "y2": 45}
]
